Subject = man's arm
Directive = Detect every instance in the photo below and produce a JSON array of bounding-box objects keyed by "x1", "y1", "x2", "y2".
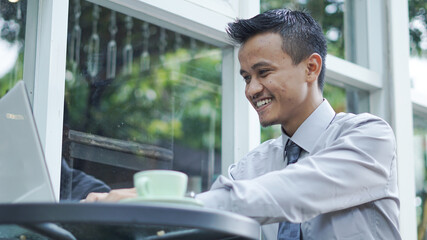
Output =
[
  {"x1": 61, "y1": 158, "x2": 115, "y2": 201},
  {"x1": 82, "y1": 188, "x2": 137, "y2": 202},
  {"x1": 197, "y1": 116, "x2": 398, "y2": 225}
]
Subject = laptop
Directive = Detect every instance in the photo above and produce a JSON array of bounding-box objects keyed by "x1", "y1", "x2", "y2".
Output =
[{"x1": 0, "y1": 80, "x2": 56, "y2": 203}]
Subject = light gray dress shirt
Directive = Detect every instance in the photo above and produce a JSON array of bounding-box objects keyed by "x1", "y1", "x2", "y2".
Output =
[{"x1": 196, "y1": 100, "x2": 401, "y2": 240}]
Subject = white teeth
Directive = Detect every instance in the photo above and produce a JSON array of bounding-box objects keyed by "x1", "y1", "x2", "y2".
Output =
[{"x1": 256, "y1": 99, "x2": 272, "y2": 108}]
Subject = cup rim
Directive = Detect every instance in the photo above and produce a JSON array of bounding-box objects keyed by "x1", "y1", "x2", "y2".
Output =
[{"x1": 134, "y1": 170, "x2": 187, "y2": 179}]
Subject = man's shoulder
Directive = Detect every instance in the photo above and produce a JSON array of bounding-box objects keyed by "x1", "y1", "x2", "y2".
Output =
[
  {"x1": 238, "y1": 136, "x2": 283, "y2": 163},
  {"x1": 326, "y1": 112, "x2": 395, "y2": 145},
  {"x1": 333, "y1": 112, "x2": 391, "y2": 129},
  {"x1": 260, "y1": 135, "x2": 283, "y2": 148},
  {"x1": 229, "y1": 135, "x2": 285, "y2": 180}
]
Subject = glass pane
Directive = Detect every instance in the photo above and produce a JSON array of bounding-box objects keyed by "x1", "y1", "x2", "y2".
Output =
[
  {"x1": 409, "y1": 0, "x2": 427, "y2": 94},
  {"x1": 409, "y1": 0, "x2": 427, "y2": 237},
  {"x1": 0, "y1": 0, "x2": 26, "y2": 97},
  {"x1": 414, "y1": 114, "x2": 427, "y2": 239},
  {"x1": 260, "y1": 0, "x2": 345, "y2": 59},
  {"x1": 62, "y1": 1, "x2": 222, "y2": 200},
  {"x1": 261, "y1": 82, "x2": 369, "y2": 142}
]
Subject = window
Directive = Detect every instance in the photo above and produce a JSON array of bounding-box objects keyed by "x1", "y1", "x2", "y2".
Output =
[{"x1": 62, "y1": 1, "x2": 222, "y2": 199}]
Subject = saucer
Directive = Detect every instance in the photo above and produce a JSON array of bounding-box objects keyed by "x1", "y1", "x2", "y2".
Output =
[{"x1": 119, "y1": 196, "x2": 204, "y2": 207}]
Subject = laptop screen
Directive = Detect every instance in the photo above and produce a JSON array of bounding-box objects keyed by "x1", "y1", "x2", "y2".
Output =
[{"x1": 0, "y1": 81, "x2": 55, "y2": 203}]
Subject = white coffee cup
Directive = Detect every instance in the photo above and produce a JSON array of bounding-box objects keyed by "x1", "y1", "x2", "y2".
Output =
[{"x1": 134, "y1": 170, "x2": 188, "y2": 198}]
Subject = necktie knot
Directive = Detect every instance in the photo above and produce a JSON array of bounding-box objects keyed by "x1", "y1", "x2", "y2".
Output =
[{"x1": 285, "y1": 140, "x2": 301, "y2": 165}]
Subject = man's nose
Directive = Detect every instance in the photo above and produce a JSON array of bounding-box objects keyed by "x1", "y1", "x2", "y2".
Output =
[{"x1": 246, "y1": 78, "x2": 264, "y2": 99}]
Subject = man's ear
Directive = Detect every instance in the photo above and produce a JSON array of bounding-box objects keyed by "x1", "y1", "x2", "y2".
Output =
[{"x1": 306, "y1": 53, "x2": 322, "y2": 83}]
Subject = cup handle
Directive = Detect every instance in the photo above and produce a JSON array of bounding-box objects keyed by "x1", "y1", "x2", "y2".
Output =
[{"x1": 135, "y1": 177, "x2": 150, "y2": 197}]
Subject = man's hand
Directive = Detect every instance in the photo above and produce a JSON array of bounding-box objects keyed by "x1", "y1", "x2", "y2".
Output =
[{"x1": 82, "y1": 188, "x2": 137, "y2": 203}]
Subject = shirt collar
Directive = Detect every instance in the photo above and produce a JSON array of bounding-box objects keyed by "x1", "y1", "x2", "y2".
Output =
[{"x1": 281, "y1": 99, "x2": 336, "y2": 153}]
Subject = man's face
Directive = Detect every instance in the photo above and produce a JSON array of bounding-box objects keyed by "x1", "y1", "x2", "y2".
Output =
[{"x1": 238, "y1": 32, "x2": 311, "y2": 130}]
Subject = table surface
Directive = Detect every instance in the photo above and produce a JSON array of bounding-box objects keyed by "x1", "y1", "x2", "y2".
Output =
[{"x1": 0, "y1": 202, "x2": 260, "y2": 240}]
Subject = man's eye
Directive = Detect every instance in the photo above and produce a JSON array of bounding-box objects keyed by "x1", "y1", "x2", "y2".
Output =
[
  {"x1": 259, "y1": 70, "x2": 270, "y2": 77},
  {"x1": 243, "y1": 75, "x2": 251, "y2": 83}
]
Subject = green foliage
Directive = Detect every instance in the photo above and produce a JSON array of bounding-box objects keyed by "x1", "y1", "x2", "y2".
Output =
[
  {"x1": 62, "y1": 3, "x2": 224, "y2": 153},
  {"x1": 261, "y1": 125, "x2": 282, "y2": 143},
  {"x1": 0, "y1": 50, "x2": 24, "y2": 98},
  {"x1": 65, "y1": 45, "x2": 222, "y2": 151},
  {"x1": 408, "y1": 0, "x2": 427, "y2": 56},
  {"x1": 323, "y1": 83, "x2": 346, "y2": 112},
  {"x1": 0, "y1": 0, "x2": 26, "y2": 98}
]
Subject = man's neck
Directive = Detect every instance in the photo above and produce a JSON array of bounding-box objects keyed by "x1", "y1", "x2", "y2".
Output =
[{"x1": 281, "y1": 97, "x2": 323, "y2": 137}]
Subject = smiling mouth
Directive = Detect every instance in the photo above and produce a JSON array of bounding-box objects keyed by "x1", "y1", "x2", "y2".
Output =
[{"x1": 256, "y1": 98, "x2": 272, "y2": 108}]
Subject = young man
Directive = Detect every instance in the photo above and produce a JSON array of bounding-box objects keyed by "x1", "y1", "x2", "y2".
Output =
[
  {"x1": 86, "y1": 9, "x2": 400, "y2": 240},
  {"x1": 195, "y1": 9, "x2": 400, "y2": 239}
]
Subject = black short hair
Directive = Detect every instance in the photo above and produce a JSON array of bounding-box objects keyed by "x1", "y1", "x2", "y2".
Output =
[{"x1": 226, "y1": 9, "x2": 327, "y2": 91}]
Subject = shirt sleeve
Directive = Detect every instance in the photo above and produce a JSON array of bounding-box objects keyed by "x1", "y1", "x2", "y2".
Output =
[
  {"x1": 196, "y1": 116, "x2": 398, "y2": 225},
  {"x1": 60, "y1": 158, "x2": 111, "y2": 201}
]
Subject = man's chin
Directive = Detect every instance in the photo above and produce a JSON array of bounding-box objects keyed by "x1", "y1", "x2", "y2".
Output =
[{"x1": 259, "y1": 119, "x2": 276, "y2": 128}]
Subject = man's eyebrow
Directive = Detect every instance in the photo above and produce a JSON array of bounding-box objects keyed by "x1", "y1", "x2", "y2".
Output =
[
  {"x1": 251, "y1": 62, "x2": 272, "y2": 70},
  {"x1": 240, "y1": 62, "x2": 273, "y2": 75}
]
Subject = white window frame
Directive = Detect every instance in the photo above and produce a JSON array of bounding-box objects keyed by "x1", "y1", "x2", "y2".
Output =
[
  {"x1": 24, "y1": 0, "x2": 69, "y2": 200},
  {"x1": 384, "y1": 1, "x2": 417, "y2": 239}
]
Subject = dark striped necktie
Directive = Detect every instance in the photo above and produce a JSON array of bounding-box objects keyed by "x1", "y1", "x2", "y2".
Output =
[{"x1": 277, "y1": 140, "x2": 302, "y2": 240}]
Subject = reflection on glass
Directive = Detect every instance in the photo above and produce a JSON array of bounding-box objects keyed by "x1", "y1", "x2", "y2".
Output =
[
  {"x1": 106, "y1": 10, "x2": 117, "y2": 80},
  {"x1": 261, "y1": 0, "x2": 345, "y2": 59},
  {"x1": 0, "y1": 0, "x2": 26, "y2": 97},
  {"x1": 63, "y1": 1, "x2": 222, "y2": 195}
]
